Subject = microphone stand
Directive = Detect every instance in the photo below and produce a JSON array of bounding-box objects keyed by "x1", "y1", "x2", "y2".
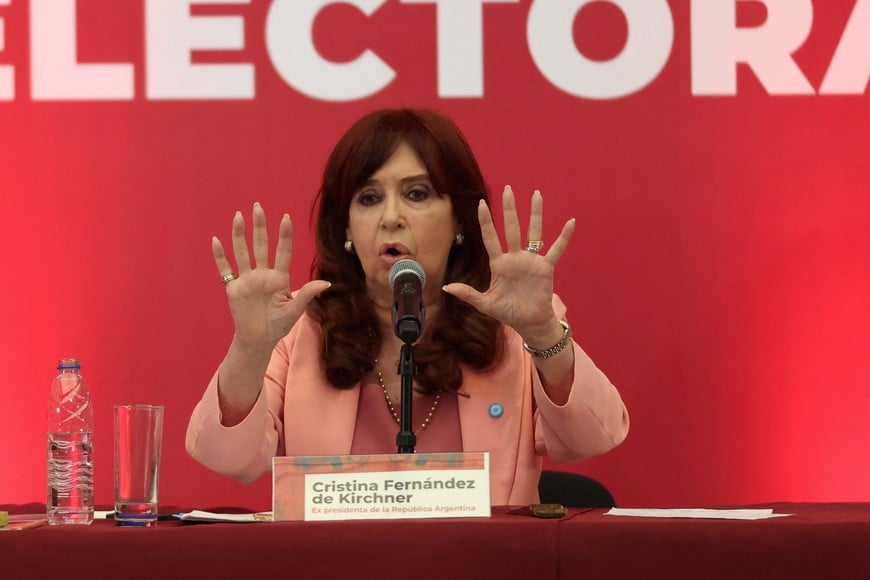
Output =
[{"x1": 395, "y1": 342, "x2": 416, "y2": 453}]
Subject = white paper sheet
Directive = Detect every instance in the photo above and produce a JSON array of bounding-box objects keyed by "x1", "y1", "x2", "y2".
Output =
[
  {"x1": 177, "y1": 510, "x2": 272, "y2": 523},
  {"x1": 604, "y1": 508, "x2": 793, "y2": 520}
]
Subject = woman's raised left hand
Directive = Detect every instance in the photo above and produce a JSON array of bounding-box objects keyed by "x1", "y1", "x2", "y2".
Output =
[{"x1": 442, "y1": 185, "x2": 575, "y2": 345}]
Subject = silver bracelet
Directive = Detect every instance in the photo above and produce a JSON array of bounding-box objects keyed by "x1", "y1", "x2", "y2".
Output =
[{"x1": 522, "y1": 320, "x2": 572, "y2": 359}]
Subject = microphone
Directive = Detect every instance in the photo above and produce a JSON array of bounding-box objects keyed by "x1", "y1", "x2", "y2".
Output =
[{"x1": 388, "y1": 259, "x2": 426, "y2": 344}]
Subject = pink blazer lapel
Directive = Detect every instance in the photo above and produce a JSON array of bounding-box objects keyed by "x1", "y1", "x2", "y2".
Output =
[
  {"x1": 458, "y1": 346, "x2": 529, "y2": 498},
  {"x1": 281, "y1": 320, "x2": 361, "y2": 457},
  {"x1": 283, "y1": 381, "x2": 359, "y2": 457}
]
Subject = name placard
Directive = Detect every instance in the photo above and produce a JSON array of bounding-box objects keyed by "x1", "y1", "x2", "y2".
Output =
[{"x1": 272, "y1": 452, "x2": 491, "y2": 521}]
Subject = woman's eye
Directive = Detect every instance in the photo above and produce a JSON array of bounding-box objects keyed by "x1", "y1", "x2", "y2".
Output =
[
  {"x1": 357, "y1": 192, "x2": 380, "y2": 206},
  {"x1": 406, "y1": 187, "x2": 430, "y2": 202}
]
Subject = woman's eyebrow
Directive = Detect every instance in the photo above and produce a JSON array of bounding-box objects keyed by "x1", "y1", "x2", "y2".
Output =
[
  {"x1": 358, "y1": 173, "x2": 432, "y2": 188},
  {"x1": 400, "y1": 174, "x2": 431, "y2": 184}
]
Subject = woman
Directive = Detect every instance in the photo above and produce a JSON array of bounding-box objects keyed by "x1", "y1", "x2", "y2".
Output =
[{"x1": 186, "y1": 108, "x2": 629, "y2": 505}]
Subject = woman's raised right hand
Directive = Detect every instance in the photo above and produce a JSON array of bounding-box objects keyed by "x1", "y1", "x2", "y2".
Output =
[{"x1": 212, "y1": 202, "x2": 331, "y2": 356}]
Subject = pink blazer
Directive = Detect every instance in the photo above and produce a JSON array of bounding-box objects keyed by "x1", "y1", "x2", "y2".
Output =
[{"x1": 186, "y1": 298, "x2": 629, "y2": 505}]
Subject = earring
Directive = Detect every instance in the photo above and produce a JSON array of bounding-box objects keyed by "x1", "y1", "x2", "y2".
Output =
[
  {"x1": 344, "y1": 240, "x2": 354, "y2": 253},
  {"x1": 454, "y1": 233, "x2": 464, "y2": 246}
]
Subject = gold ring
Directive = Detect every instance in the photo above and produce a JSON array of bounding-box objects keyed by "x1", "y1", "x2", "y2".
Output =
[
  {"x1": 221, "y1": 273, "x2": 237, "y2": 286},
  {"x1": 525, "y1": 240, "x2": 545, "y2": 253}
]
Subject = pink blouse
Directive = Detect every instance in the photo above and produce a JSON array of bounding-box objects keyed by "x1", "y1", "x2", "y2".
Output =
[{"x1": 350, "y1": 380, "x2": 462, "y2": 455}]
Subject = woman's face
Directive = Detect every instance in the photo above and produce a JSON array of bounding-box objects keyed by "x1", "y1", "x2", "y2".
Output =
[{"x1": 346, "y1": 140, "x2": 459, "y2": 305}]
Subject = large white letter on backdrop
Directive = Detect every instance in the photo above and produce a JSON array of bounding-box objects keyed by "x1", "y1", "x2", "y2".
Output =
[
  {"x1": 0, "y1": 0, "x2": 11, "y2": 100},
  {"x1": 527, "y1": 0, "x2": 673, "y2": 99},
  {"x1": 267, "y1": 0, "x2": 394, "y2": 102},
  {"x1": 30, "y1": 0, "x2": 134, "y2": 100},
  {"x1": 146, "y1": 0, "x2": 254, "y2": 99},
  {"x1": 401, "y1": 0, "x2": 519, "y2": 98},
  {"x1": 691, "y1": 0, "x2": 815, "y2": 95},
  {"x1": 820, "y1": 0, "x2": 870, "y2": 94}
]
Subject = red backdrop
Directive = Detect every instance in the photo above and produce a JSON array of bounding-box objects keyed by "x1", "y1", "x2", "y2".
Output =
[{"x1": 1, "y1": 0, "x2": 868, "y2": 510}]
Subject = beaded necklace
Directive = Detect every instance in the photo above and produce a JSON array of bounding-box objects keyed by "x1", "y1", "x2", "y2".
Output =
[{"x1": 373, "y1": 357, "x2": 441, "y2": 434}]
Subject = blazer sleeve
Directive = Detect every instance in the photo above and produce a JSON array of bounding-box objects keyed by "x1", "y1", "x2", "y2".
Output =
[
  {"x1": 184, "y1": 329, "x2": 297, "y2": 484},
  {"x1": 531, "y1": 295, "x2": 630, "y2": 461}
]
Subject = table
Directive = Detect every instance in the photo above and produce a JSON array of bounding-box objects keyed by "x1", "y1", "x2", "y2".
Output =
[
  {"x1": 2, "y1": 505, "x2": 558, "y2": 580},
  {"x1": 3, "y1": 503, "x2": 869, "y2": 579},
  {"x1": 559, "y1": 502, "x2": 870, "y2": 579}
]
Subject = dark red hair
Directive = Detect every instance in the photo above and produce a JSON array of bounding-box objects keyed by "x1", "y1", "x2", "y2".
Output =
[{"x1": 307, "y1": 108, "x2": 503, "y2": 393}]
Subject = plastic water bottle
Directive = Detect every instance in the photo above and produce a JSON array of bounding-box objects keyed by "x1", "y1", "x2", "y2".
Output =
[{"x1": 46, "y1": 358, "x2": 94, "y2": 525}]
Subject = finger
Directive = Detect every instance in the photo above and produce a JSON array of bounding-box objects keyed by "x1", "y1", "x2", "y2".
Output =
[
  {"x1": 502, "y1": 185, "x2": 522, "y2": 252},
  {"x1": 527, "y1": 190, "x2": 543, "y2": 245},
  {"x1": 477, "y1": 200, "x2": 504, "y2": 258},
  {"x1": 545, "y1": 218, "x2": 576, "y2": 264},
  {"x1": 289, "y1": 280, "x2": 333, "y2": 312},
  {"x1": 212, "y1": 236, "x2": 234, "y2": 277},
  {"x1": 231, "y1": 211, "x2": 252, "y2": 274},
  {"x1": 274, "y1": 213, "x2": 293, "y2": 274},
  {"x1": 441, "y1": 282, "x2": 484, "y2": 308},
  {"x1": 252, "y1": 202, "x2": 269, "y2": 268}
]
